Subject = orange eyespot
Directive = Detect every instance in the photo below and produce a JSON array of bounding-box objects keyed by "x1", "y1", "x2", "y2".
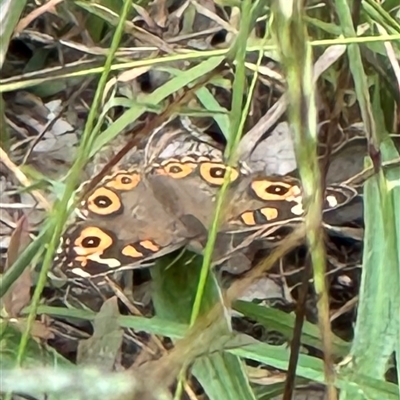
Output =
[
  {"x1": 86, "y1": 187, "x2": 122, "y2": 215},
  {"x1": 251, "y1": 180, "x2": 301, "y2": 201},
  {"x1": 68, "y1": 226, "x2": 121, "y2": 271},
  {"x1": 105, "y1": 172, "x2": 140, "y2": 190},
  {"x1": 199, "y1": 162, "x2": 239, "y2": 186},
  {"x1": 73, "y1": 227, "x2": 113, "y2": 256},
  {"x1": 156, "y1": 162, "x2": 196, "y2": 179}
]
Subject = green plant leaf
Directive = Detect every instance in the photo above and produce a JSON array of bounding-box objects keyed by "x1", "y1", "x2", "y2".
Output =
[
  {"x1": 90, "y1": 56, "x2": 225, "y2": 157},
  {"x1": 151, "y1": 252, "x2": 256, "y2": 400},
  {"x1": 0, "y1": 319, "x2": 72, "y2": 369},
  {"x1": 229, "y1": 343, "x2": 399, "y2": 400},
  {"x1": 233, "y1": 300, "x2": 350, "y2": 356}
]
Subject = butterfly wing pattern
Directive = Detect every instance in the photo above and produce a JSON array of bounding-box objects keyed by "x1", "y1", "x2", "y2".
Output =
[{"x1": 53, "y1": 119, "x2": 359, "y2": 280}]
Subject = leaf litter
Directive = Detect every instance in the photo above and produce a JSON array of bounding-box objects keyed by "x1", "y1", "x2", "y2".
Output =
[{"x1": 1, "y1": 1, "x2": 399, "y2": 400}]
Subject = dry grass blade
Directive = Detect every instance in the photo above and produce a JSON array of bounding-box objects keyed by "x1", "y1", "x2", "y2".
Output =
[
  {"x1": 375, "y1": 24, "x2": 400, "y2": 92},
  {"x1": 0, "y1": 146, "x2": 50, "y2": 211},
  {"x1": 0, "y1": 0, "x2": 26, "y2": 70},
  {"x1": 75, "y1": 1, "x2": 174, "y2": 53},
  {"x1": 14, "y1": 0, "x2": 133, "y2": 368},
  {"x1": 237, "y1": 44, "x2": 347, "y2": 160},
  {"x1": 271, "y1": 2, "x2": 337, "y2": 399},
  {"x1": 343, "y1": 157, "x2": 400, "y2": 186},
  {"x1": 14, "y1": 0, "x2": 65, "y2": 34},
  {"x1": 334, "y1": 0, "x2": 378, "y2": 155}
]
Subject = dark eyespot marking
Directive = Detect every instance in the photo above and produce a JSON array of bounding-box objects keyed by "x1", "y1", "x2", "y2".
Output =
[
  {"x1": 155, "y1": 162, "x2": 196, "y2": 179},
  {"x1": 199, "y1": 162, "x2": 239, "y2": 186},
  {"x1": 251, "y1": 180, "x2": 301, "y2": 201},
  {"x1": 81, "y1": 236, "x2": 101, "y2": 248},
  {"x1": 105, "y1": 172, "x2": 140, "y2": 191},
  {"x1": 86, "y1": 187, "x2": 122, "y2": 216}
]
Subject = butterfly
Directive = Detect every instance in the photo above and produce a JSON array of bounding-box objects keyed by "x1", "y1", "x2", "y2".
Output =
[{"x1": 52, "y1": 117, "x2": 358, "y2": 280}]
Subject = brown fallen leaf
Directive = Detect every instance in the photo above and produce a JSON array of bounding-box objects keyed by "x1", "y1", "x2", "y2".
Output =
[
  {"x1": 148, "y1": 0, "x2": 168, "y2": 28},
  {"x1": 0, "y1": 146, "x2": 50, "y2": 211},
  {"x1": 3, "y1": 216, "x2": 32, "y2": 317},
  {"x1": 11, "y1": 319, "x2": 55, "y2": 341},
  {"x1": 77, "y1": 297, "x2": 124, "y2": 372}
]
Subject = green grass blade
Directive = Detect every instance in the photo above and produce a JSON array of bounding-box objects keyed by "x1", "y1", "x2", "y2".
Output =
[
  {"x1": 363, "y1": 0, "x2": 400, "y2": 34},
  {"x1": 0, "y1": 319, "x2": 72, "y2": 368},
  {"x1": 26, "y1": 305, "x2": 188, "y2": 339},
  {"x1": 380, "y1": 138, "x2": 400, "y2": 391},
  {"x1": 90, "y1": 56, "x2": 225, "y2": 157},
  {"x1": 338, "y1": 70, "x2": 400, "y2": 398},
  {"x1": 193, "y1": 353, "x2": 257, "y2": 400},
  {"x1": 190, "y1": 0, "x2": 262, "y2": 328},
  {"x1": 195, "y1": 87, "x2": 230, "y2": 139},
  {"x1": 14, "y1": 0, "x2": 133, "y2": 367},
  {"x1": 338, "y1": 140, "x2": 399, "y2": 398},
  {"x1": 0, "y1": 229, "x2": 46, "y2": 298},
  {"x1": 151, "y1": 252, "x2": 256, "y2": 400},
  {"x1": 234, "y1": 300, "x2": 350, "y2": 356},
  {"x1": 0, "y1": 50, "x2": 226, "y2": 92},
  {"x1": 334, "y1": 0, "x2": 377, "y2": 148},
  {"x1": 229, "y1": 343, "x2": 399, "y2": 400},
  {"x1": 225, "y1": 0, "x2": 254, "y2": 152}
]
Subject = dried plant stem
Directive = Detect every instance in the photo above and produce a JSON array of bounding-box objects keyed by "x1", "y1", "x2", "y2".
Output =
[
  {"x1": 0, "y1": 146, "x2": 50, "y2": 211},
  {"x1": 271, "y1": 2, "x2": 337, "y2": 399}
]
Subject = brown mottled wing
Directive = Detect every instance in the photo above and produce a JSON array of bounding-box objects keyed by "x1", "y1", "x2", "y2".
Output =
[
  {"x1": 53, "y1": 167, "x2": 192, "y2": 279},
  {"x1": 186, "y1": 171, "x2": 358, "y2": 273}
]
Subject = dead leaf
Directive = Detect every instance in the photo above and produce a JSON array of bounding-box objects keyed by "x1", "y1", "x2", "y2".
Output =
[
  {"x1": 312, "y1": 44, "x2": 346, "y2": 85},
  {"x1": 245, "y1": 365, "x2": 286, "y2": 385},
  {"x1": 248, "y1": 121, "x2": 296, "y2": 175},
  {"x1": 12, "y1": 319, "x2": 55, "y2": 341},
  {"x1": 0, "y1": 146, "x2": 50, "y2": 211},
  {"x1": 14, "y1": 0, "x2": 65, "y2": 34},
  {"x1": 103, "y1": 66, "x2": 152, "y2": 104},
  {"x1": 133, "y1": 3, "x2": 159, "y2": 30},
  {"x1": 3, "y1": 216, "x2": 32, "y2": 317},
  {"x1": 77, "y1": 297, "x2": 124, "y2": 371},
  {"x1": 148, "y1": 0, "x2": 168, "y2": 28}
]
